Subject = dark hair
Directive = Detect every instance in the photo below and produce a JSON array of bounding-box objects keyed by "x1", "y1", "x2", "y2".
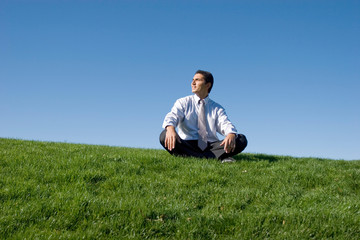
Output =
[{"x1": 196, "y1": 70, "x2": 214, "y2": 93}]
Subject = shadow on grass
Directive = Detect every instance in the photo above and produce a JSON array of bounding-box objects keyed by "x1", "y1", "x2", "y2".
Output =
[
  {"x1": 154, "y1": 149, "x2": 291, "y2": 163},
  {"x1": 234, "y1": 153, "x2": 283, "y2": 162}
]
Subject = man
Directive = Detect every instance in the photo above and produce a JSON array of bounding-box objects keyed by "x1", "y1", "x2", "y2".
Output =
[{"x1": 159, "y1": 70, "x2": 247, "y2": 162}]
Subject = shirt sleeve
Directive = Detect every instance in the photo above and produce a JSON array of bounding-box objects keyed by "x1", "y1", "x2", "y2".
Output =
[
  {"x1": 162, "y1": 99, "x2": 185, "y2": 129},
  {"x1": 216, "y1": 107, "x2": 237, "y2": 136}
]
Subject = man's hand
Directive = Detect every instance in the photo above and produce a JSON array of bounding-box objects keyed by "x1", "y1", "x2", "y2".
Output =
[
  {"x1": 220, "y1": 133, "x2": 236, "y2": 153},
  {"x1": 165, "y1": 126, "x2": 181, "y2": 151}
]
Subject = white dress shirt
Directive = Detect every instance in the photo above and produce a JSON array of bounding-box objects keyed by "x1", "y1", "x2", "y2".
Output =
[{"x1": 162, "y1": 95, "x2": 237, "y2": 142}]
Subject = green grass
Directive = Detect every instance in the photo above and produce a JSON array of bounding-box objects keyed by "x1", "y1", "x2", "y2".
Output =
[{"x1": 1, "y1": 138, "x2": 359, "y2": 239}]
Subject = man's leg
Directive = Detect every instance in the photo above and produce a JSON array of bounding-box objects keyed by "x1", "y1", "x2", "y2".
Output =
[
  {"x1": 159, "y1": 130, "x2": 209, "y2": 158},
  {"x1": 208, "y1": 134, "x2": 248, "y2": 160}
]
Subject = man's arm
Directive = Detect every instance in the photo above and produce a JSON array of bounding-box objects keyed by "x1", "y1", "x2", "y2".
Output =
[
  {"x1": 162, "y1": 98, "x2": 185, "y2": 151},
  {"x1": 164, "y1": 125, "x2": 181, "y2": 151},
  {"x1": 216, "y1": 107, "x2": 237, "y2": 153}
]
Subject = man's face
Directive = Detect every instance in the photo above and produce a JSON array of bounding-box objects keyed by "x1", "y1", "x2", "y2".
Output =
[{"x1": 191, "y1": 73, "x2": 211, "y2": 96}]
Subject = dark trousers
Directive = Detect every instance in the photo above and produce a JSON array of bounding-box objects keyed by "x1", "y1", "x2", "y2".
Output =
[{"x1": 159, "y1": 129, "x2": 247, "y2": 160}]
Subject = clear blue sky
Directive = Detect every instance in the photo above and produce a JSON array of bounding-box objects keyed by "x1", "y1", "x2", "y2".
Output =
[{"x1": 1, "y1": 0, "x2": 359, "y2": 160}]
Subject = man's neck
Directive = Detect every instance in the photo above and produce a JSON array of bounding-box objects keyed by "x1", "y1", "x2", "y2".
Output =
[{"x1": 196, "y1": 93, "x2": 209, "y2": 100}]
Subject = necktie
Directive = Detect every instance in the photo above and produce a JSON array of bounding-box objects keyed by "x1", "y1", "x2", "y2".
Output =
[{"x1": 198, "y1": 99, "x2": 207, "y2": 150}]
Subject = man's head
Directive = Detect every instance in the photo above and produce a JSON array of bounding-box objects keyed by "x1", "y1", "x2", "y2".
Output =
[
  {"x1": 191, "y1": 70, "x2": 214, "y2": 99},
  {"x1": 195, "y1": 70, "x2": 214, "y2": 93}
]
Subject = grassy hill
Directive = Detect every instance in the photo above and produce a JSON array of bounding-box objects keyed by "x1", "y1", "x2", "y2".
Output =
[{"x1": 1, "y1": 138, "x2": 359, "y2": 239}]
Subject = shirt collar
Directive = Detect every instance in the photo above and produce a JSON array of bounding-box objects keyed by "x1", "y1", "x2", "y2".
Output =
[{"x1": 194, "y1": 94, "x2": 210, "y2": 104}]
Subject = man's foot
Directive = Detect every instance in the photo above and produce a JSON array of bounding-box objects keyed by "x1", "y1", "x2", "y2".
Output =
[{"x1": 221, "y1": 157, "x2": 236, "y2": 163}]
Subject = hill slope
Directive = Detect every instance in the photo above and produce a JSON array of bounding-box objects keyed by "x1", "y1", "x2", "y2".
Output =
[{"x1": 1, "y1": 138, "x2": 359, "y2": 239}]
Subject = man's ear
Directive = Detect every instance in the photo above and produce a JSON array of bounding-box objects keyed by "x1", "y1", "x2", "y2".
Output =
[{"x1": 206, "y1": 82, "x2": 212, "y2": 91}]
